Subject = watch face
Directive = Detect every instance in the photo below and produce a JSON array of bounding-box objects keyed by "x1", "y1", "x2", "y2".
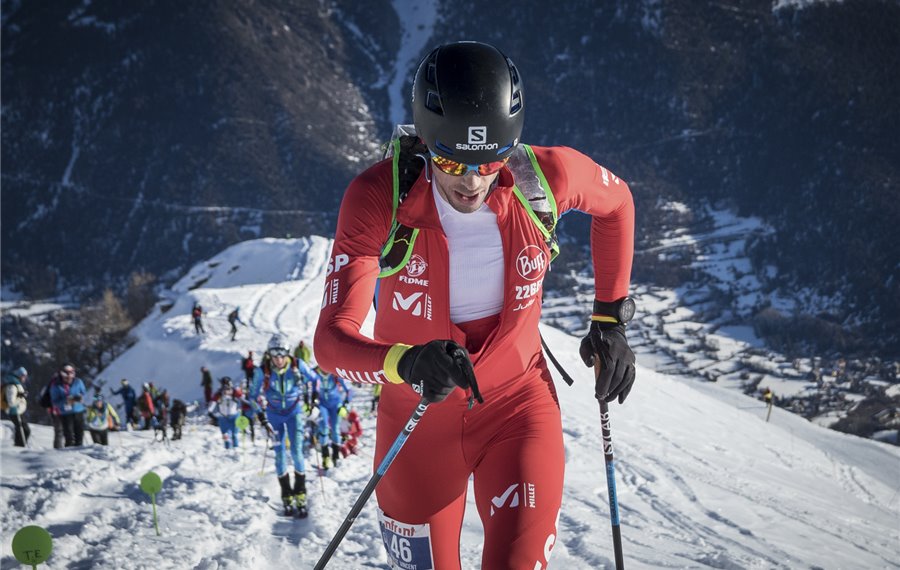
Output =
[{"x1": 618, "y1": 298, "x2": 636, "y2": 323}]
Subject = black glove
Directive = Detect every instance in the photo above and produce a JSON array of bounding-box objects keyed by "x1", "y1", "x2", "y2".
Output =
[
  {"x1": 579, "y1": 323, "x2": 636, "y2": 404},
  {"x1": 303, "y1": 393, "x2": 310, "y2": 407},
  {"x1": 397, "y1": 340, "x2": 483, "y2": 404},
  {"x1": 257, "y1": 412, "x2": 275, "y2": 437},
  {"x1": 73, "y1": 395, "x2": 82, "y2": 402}
]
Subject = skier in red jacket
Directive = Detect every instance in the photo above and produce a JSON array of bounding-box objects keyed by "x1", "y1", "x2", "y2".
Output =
[{"x1": 315, "y1": 41, "x2": 636, "y2": 569}]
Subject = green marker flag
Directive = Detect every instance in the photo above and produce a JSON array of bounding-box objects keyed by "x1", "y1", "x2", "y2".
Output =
[
  {"x1": 140, "y1": 471, "x2": 164, "y2": 536},
  {"x1": 12, "y1": 525, "x2": 52, "y2": 569},
  {"x1": 235, "y1": 414, "x2": 250, "y2": 461},
  {"x1": 236, "y1": 415, "x2": 249, "y2": 432}
]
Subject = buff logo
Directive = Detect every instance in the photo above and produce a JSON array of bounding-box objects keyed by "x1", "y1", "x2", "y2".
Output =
[{"x1": 516, "y1": 245, "x2": 547, "y2": 281}]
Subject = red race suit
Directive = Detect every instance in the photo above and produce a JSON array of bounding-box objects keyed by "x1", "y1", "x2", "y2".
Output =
[{"x1": 315, "y1": 144, "x2": 634, "y2": 569}]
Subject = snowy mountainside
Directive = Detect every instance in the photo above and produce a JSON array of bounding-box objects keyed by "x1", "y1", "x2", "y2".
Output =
[
  {"x1": 98, "y1": 237, "x2": 335, "y2": 403},
  {"x1": 546, "y1": 204, "x2": 900, "y2": 442},
  {"x1": 2, "y1": 237, "x2": 899, "y2": 569}
]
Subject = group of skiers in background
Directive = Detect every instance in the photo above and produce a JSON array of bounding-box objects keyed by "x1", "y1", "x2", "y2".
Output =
[
  {"x1": 191, "y1": 303, "x2": 246, "y2": 342},
  {"x1": 2, "y1": 333, "x2": 371, "y2": 521},
  {"x1": 1, "y1": 362, "x2": 189, "y2": 449},
  {"x1": 110, "y1": 378, "x2": 188, "y2": 442},
  {"x1": 201, "y1": 335, "x2": 366, "y2": 518}
]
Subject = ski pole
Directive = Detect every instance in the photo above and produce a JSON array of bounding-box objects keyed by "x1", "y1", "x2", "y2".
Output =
[
  {"x1": 597, "y1": 363, "x2": 625, "y2": 570},
  {"x1": 16, "y1": 418, "x2": 28, "y2": 448},
  {"x1": 314, "y1": 397, "x2": 429, "y2": 570},
  {"x1": 258, "y1": 435, "x2": 270, "y2": 476},
  {"x1": 312, "y1": 434, "x2": 327, "y2": 498}
]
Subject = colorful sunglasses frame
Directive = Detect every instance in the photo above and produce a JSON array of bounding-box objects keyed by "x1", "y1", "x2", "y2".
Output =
[{"x1": 429, "y1": 152, "x2": 510, "y2": 176}]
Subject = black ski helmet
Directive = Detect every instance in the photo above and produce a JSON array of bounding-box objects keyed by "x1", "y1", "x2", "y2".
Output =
[{"x1": 412, "y1": 41, "x2": 524, "y2": 165}]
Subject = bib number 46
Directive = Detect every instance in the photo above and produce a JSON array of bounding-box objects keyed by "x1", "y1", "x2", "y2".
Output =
[
  {"x1": 378, "y1": 509, "x2": 435, "y2": 570},
  {"x1": 390, "y1": 535, "x2": 413, "y2": 563}
]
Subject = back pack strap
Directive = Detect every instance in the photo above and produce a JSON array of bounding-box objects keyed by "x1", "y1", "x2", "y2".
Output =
[
  {"x1": 378, "y1": 133, "x2": 428, "y2": 278},
  {"x1": 509, "y1": 144, "x2": 559, "y2": 261},
  {"x1": 540, "y1": 334, "x2": 575, "y2": 386}
]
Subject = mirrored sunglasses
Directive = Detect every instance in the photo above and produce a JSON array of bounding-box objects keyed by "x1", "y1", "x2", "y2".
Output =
[
  {"x1": 268, "y1": 348, "x2": 289, "y2": 358},
  {"x1": 430, "y1": 153, "x2": 509, "y2": 177}
]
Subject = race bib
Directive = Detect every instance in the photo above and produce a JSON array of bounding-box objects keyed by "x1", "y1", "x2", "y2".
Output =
[{"x1": 377, "y1": 508, "x2": 434, "y2": 570}]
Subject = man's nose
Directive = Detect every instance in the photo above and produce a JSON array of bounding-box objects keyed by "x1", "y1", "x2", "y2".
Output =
[{"x1": 461, "y1": 171, "x2": 481, "y2": 188}]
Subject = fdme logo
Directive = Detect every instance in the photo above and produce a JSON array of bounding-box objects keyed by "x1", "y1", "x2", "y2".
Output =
[
  {"x1": 516, "y1": 245, "x2": 547, "y2": 281},
  {"x1": 405, "y1": 254, "x2": 427, "y2": 278},
  {"x1": 392, "y1": 291, "x2": 432, "y2": 320},
  {"x1": 457, "y1": 126, "x2": 498, "y2": 151},
  {"x1": 400, "y1": 254, "x2": 429, "y2": 286},
  {"x1": 490, "y1": 482, "x2": 537, "y2": 516}
]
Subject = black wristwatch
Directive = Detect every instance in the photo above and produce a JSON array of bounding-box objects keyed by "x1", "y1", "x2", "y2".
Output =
[{"x1": 592, "y1": 296, "x2": 636, "y2": 324}]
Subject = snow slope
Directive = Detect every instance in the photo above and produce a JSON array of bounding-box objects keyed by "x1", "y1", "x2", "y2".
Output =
[{"x1": 2, "y1": 237, "x2": 898, "y2": 569}]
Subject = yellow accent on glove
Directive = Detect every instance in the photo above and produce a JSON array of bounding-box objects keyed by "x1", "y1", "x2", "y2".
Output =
[
  {"x1": 383, "y1": 344, "x2": 413, "y2": 384},
  {"x1": 591, "y1": 314, "x2": 619, "y2": 324}
]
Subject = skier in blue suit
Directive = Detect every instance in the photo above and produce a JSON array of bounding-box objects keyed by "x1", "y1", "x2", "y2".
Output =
[
  {"x1": 314, "y1": 369, "x2": 351, "y2": 469},
  {"x1": 250, "y1": 334, "x2": 320, "y2": 517}
]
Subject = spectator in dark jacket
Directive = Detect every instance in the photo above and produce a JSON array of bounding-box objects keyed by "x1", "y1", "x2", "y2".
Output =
[
  {"x1": 192, "y1": 303, "x2": 204, "y2": 334},
  {"x1": 201, "y1": 366, "x2": 213, "y2": 404},
  {"x1": 170, "y1": 399, "x2": 187, "y2": 440},
  {"x1": 228, "y1": 307, "x2": 245, "y2": 341},
  {"x1": 241, "y1": 351, "x2": 255, "y2": 383},
  {"x1": 111, "y1": 379, "x2": 137, "y2": 429},
  {"x1": 43, "y1": 370, "x2": 65, "y2": 448}
]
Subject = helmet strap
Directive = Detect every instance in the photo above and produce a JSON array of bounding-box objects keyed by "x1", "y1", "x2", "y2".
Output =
[{"x1": 414, "y1": 152, "x2": 432, "y2": 183}]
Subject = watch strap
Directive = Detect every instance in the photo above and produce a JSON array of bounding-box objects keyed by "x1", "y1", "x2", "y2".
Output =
[{"x1": 593, "y1": 299, "x2": 621, "y2": 320}]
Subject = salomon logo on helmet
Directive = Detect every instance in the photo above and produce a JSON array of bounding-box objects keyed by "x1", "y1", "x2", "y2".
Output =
[{"x1": 412, "y1": 41, "x2": 524, "y2": 165}]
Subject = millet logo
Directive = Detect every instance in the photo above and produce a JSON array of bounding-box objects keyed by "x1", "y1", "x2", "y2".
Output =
[
  {"x1": 392, "y1": 291, "x2": 432, "y2": 320},
  {"x1": 490, "y1": 482, "x2": 536, "y2": 516}
]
